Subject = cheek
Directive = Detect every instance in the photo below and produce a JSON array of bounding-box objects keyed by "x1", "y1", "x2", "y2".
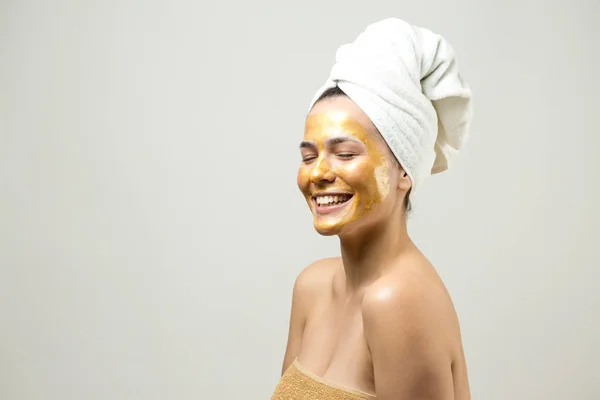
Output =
[
  {"x1": 337, "y1": 162, "x2": 362, "y2": 182},
  {"x1": 297, "y1": 167, "x2": 310, "y2": 193},
  {"x1": 373, "y1": 162, "x2": 391, "y2": 200},
  {"x1": 342, "y1": 159, "x2": 390, "y2": 201}
]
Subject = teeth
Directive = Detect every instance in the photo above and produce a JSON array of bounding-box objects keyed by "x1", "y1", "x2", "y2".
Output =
[{"x1": 315, "y1": 194, "x2": 351, "y2": 206}]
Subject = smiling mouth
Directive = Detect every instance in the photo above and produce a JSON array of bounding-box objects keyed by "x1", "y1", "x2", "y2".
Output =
[{"x1": 312, "y1": 193, "x2": 353, "y2": 213}]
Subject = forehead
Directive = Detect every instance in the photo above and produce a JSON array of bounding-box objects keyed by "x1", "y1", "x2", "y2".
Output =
[{"x1": 305, "y1": 96, "x2": 381, "y2": 143}]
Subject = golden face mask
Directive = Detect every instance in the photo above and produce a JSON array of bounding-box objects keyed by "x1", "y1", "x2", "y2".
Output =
[{"x1": 297, "y1": 110, "x2": 391, "y2": 235}]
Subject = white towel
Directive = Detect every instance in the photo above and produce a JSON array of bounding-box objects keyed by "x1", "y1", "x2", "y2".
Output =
[{"x1": 308, "y1": 18, "x2": 473, "y2": 195}]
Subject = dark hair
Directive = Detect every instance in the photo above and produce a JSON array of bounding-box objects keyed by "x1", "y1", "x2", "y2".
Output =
[
  {"x1": 316, "y1": 85, "x2": 347, "y2": 102},
  {"x1": 314, "y1": 86, "x2": 413, "y2": 214}
]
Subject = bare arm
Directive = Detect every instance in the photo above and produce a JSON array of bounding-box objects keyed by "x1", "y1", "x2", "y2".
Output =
[
  {"x1": 280, "y1": 258, "x2": 336, "y2": 374},
  {"x1": 281, "y1": 275, "x2": 307, "y2": 374},
  {"x1": 362, "y1": 282, "x2": 455, "y2": 400}
]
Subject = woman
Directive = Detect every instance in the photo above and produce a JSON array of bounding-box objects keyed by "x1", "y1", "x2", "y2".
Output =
[{"x1": 271, "y1": 18, "x2": 473, "y2": 400}]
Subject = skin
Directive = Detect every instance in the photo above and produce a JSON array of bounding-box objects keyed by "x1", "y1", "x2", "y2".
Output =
[
  {"x1": 281, "y1": 95, "x2": 471, "y2": 399},
  {"x1": 298, "y1": 109, "x2": 393, "y2": 236}
]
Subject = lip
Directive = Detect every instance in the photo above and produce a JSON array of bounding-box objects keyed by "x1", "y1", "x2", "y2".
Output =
[
  {"x1": 311, "y1": 192, "x2": 354, "y2": 215},
  {"x1": 311, "y1": 190, "x2": 354, "y2": 198}
]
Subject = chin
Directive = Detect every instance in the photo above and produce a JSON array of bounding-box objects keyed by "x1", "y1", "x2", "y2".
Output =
[
  {"x1": 313, "y1": 223, "x2": 342, "y2": 236},
  {"x1": 312, "y1": 216, "x2": 350, "y2": 236},
  {"x1": 316, "y1": 229, "x2": 341, "y2": 237},
  {"x1": 314, "y1": 211, "x2": 387, "y2": 239},
  {"x1": 313, "y1": 216, "x2": 358, "y2": 236}
]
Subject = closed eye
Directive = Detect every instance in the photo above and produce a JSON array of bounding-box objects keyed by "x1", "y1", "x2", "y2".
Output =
[{"x1": 337, "y1": 153, "x2": 356, "y2": 159}]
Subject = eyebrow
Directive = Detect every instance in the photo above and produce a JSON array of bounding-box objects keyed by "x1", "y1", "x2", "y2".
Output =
[
  {"x1": 299, "y1": 137, "x2": 361, "y2": 149},
  {"x1": 299, "y1": 141, "x2": 316, "y2": 149}
]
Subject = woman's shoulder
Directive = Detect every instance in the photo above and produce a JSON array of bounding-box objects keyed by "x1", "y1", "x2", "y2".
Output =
[
  {"x1": 360, "y1": 258, "x2": 464, "y2": 397},
  {"x1": 292, "y1": 257, "x2": 341, "y2": 301},
  {"x1": 361, "y1": 254, "x2": 459, "y2": 347}
]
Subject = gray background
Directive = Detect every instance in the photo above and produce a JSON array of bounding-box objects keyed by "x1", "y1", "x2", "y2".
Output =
[{"x1": 1, "y1": 0, "x2": 599, "y2": 399}]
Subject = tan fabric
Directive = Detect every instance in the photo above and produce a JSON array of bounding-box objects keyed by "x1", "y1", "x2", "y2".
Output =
[{"x1": 271, "y1": 359, "x2": 377, "y2": 400}]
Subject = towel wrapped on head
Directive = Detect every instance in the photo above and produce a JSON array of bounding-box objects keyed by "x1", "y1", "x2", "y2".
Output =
[{"x1": 309, "y1": 18, "x2": 473, "y2": 195}]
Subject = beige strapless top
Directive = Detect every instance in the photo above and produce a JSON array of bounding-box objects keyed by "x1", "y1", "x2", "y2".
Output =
[{"x1": 271, "y1": 359, "x2": 377, "y2": 400}]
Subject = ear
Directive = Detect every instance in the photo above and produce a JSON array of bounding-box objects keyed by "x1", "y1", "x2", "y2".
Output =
[{"x1": 397, "y1": 169, "x2": 412, "y2": 192}]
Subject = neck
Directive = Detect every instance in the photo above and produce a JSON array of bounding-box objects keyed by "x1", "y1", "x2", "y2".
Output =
[{"x1": 338, "y1": 213, "x2": 413, "y2": 294}]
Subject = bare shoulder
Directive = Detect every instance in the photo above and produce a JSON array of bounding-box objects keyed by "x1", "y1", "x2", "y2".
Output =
[
  {"x1": 362, "y1": 254, "x2": 458, "y2": 343},
  {"x1": 361, "y1": 255, "x2": 461, "y2": 399},
  {"x1": 281, "y1": 257, "x2": 341, "y2": 373},
  {"x1": 293, "y1": 257, "x2": 341, "y2": 301}
]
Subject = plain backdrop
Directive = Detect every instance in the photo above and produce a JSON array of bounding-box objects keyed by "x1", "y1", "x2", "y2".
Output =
[{"x1": 1, "y1": 1, "x2": 599, "y2": 399}]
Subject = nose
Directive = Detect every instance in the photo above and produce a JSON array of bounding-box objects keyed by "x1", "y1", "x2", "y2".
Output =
[{"x1": 310, "y1": 157, "x2": 335, "y2": 184}]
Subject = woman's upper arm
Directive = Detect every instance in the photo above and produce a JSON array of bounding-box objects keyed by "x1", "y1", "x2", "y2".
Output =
[
  {"x1": 280, "y1": 258, "x2": 337, "y2": 374},
  {"x1": 281, "y1": 275, "x2": 307, "y2": 374},
  {"x1": 280, "y1": 259, "x2": 333, "y2": 374},
  {"x1": 362, "y1": 283, "x2": 454, "y2": 400}
]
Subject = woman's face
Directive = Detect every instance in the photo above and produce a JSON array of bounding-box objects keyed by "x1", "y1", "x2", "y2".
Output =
[{"x1": 297, "y1": 95, "x2": 405, "y2": 236}]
